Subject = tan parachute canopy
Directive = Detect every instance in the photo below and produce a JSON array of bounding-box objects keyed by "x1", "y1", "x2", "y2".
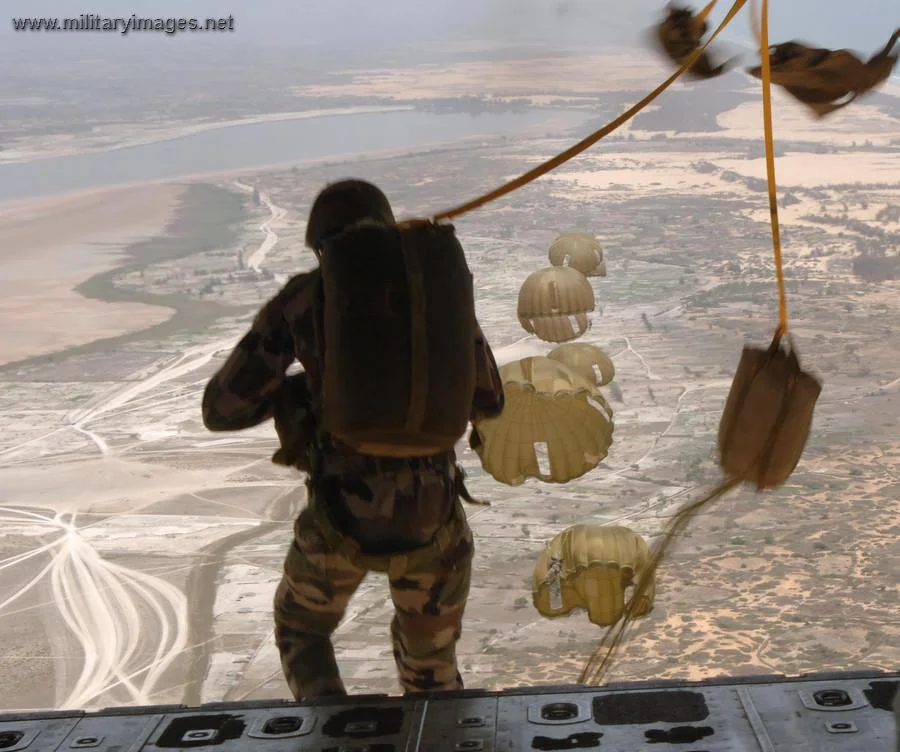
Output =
[
  {"x1": 548, "y1": 232, "x2": 607, "y2": 277},
  {"x1": 533, "y1": 525, "x2": 656, "y2": 627},
  {"x1": 653, "y1": 1, "x2": 736, "y2": 79},
  {"x1": 746, "y1": 28, "x2": 900, "y2": 118},
  {"x1": 472, "y1": 357, "x2": 614, "y2": 485},
  {"x1": 548, "y1": 343, "x2": 616, "y2": 388},
  {"x1": 517, "y1": 266, "x2": 596, "y2": 343}
]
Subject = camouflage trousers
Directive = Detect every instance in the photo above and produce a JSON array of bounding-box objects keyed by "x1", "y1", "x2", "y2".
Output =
[{"x1": 273, "y1": 492, "x2": 474, "y2": 699}]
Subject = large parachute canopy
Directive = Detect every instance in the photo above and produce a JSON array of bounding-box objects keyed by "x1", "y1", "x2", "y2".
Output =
[
  {"x1": 532, "y1": 524, "x2": 656, "y2": 627},
  {"x1": 548, "y1": 232, "x2": 607, "y2": 277},
  {"x1": 517, "y1": 266, "x2": 596, "y2": 343},
  {"x1": 472, "y1": 356, "x2": 614, "y2": 485},
  {"x1": 548, "y1": 342, "x2": 616, "y2": 387}
]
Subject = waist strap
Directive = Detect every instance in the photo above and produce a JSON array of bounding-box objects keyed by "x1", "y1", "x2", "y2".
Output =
[
  {"x1": 307, "y1": 491, "x2": 463, "y2": 578},
  {"x1": 313, "y1": 445, "x2": 455, "y2": 476}
]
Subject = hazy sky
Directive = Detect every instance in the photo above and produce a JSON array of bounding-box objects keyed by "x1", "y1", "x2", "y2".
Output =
[{"x1": 4, "y1": 0, "x2": 897, "y2": 61}]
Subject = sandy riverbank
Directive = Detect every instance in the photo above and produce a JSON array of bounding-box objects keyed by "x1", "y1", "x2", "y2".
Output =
[{"x1": 0, "y1": 184, "x2": 182, "y2": 366}]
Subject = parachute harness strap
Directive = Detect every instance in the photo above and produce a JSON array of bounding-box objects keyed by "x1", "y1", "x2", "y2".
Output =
[
  {"x1": 395, "y1": 0, "x2": 747, "y2": 228},
  {"x1": 582, "y1": 1, "x2": 793, "y2": 685},
  {"x1": 759, "y1": 0, "x2": 789, "y2": 339},
  {"x1": 697, "y1": 0, "x2": 719, "y2": 23}
]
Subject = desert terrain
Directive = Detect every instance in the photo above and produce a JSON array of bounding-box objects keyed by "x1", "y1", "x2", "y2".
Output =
[{"x1": 0, "y1": 50, "x2": 898, "y2": 712}]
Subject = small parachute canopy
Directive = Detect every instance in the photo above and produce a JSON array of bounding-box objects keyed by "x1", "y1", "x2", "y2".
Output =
[
  {"x1": 472, "y1": 356, "x2": 614, "y2": 486},
  {"x1": 548, "y1": 232, "x2": 606, "y2": 277},
  {"x1": 548, "y1": 342, "x2": 615, "y2": 387},
  {"x1": 746, "y1": 29, "x2": 900, "y2": 118},
  {"x1": 517, "y1": 266, "x2": 596, "y2": 344},
  {"x1": 532, "y1": 524, "x2": 656, "y2": 627}
]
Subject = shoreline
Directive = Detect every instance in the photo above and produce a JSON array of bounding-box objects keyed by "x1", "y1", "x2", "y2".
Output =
[
  {"x1": 0, "y1": 183, "x2": 251, "y2": 373},
  {"x1": 0, "y1": 183, "x2": 186, "y2": 368},
  {"x1": 0, "y1": 105, "x2": 416, "y2": 167},
  {"x1": 0, "y1": 111, "x2": 587, "y2": 214}
]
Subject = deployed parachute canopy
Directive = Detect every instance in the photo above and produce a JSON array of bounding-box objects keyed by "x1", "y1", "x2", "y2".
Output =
[
  {"x1": 548, "y1": 232, "x2": 607, "y2": 277},
  {"x1": 746, "y1": 29, "x2": 900, "y2": 118},
  {"x1": 472, "y1": 356, "x2": 614, "y2": 486},
  {"x1": 517, "y1": 266, "x2": 596, "y2": 344},
  {"x1": 533, "y1": 524, "x2": 656, "y2": 627},
  {"x1": 548, "y1": 342, "x2": 616, "y2": 388},
  {"x1": 653, "y1": 1, "x2": 736, "y2": 79}
]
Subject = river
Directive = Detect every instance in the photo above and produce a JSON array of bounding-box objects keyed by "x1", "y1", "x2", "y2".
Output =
[{"x1": 0, "y1": 107, "x2": 594, "y2": 203}]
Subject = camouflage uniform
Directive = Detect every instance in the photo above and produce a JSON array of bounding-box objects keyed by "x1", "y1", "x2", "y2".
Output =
[{"x1": 202, "y1": 268, "x2": 504, "y2": 699}]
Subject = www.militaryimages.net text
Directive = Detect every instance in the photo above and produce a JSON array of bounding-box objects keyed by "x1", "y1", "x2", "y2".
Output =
[{"x1": 11, "y1": 14, "x2": 235, "y2": 35}]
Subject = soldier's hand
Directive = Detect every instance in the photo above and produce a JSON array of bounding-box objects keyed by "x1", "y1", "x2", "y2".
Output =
[{"x1": 271, "y1": 373, "x2": 314, "y2": 471}]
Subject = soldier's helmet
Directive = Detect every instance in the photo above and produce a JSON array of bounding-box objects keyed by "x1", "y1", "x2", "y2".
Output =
[{"x1": 305, "y1": 179, "x2": 395, "y2": 251}]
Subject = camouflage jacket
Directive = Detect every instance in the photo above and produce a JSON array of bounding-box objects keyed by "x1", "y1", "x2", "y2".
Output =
[{"x1": 201, "y1": 268, "x2": 505, "y2": 551}]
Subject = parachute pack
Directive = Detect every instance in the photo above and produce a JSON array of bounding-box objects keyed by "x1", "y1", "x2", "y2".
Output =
[
  {"x1": 654, "y1": 2, "x2": 736, "y2": 79},
  {"x1": 746, "y1": 30, "x2": 900, "y2": 118},
  {"x1": 718, "y1": 333, "x2": 822, "y2": 490},
  {"x1": 316, "y1": 220, "x2": 478, "y2": 457}
]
